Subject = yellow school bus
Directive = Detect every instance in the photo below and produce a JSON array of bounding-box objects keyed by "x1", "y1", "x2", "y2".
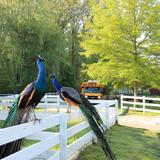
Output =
[{"x1": 80, "y1": 80, "x2": 105, "y2": 99}]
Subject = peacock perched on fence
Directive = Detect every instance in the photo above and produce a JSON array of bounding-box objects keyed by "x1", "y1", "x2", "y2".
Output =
[
  {"x1": 51, "y1": 74, "x2": 117, "y2": 160},
  {"x1": 0, "y1": 55, "x2": 47, "y2": 159}
]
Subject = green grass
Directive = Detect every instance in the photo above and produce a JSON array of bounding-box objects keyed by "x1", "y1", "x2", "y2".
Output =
[
  {"x1": 76, "y1": 125, "x2": 160, "y2": 160},
  {"x1": 22, "y1": 139, "x2": 39, "y2": 148},
  {"x1": 47, "y1": 119, "x2": 91, "y2": 150},
  {"x1": 0, "y1": 120, "x2": 4, "y2": 128}
]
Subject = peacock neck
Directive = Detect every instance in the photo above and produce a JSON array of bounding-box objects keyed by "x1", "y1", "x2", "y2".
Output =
[
  {"x1": 36, "y1": 62, "x2": 46, "y2": 85},
  {"x1": 52, "y1": 76, "x2": 61, "y2": 95}
]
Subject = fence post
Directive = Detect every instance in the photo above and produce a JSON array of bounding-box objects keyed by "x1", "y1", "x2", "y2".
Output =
[
  {"x1": 57, "y1": 96, "x2": 60, "y2": 112},
  {"x1": 66, "y1": 103, "x2": 71, "y2": 113},
  {"x1": 115, "y1": 99, "x2": 118, "y2": 124},
  {"x1": 120, "y1": 94, "x2": 123, "y2": 112},
  {"x1": 44, "y1": 96, "x2": 48, "y2": 112},
  {"x1": 143, "y1": 96, "x2": 145, "y2": 114},
  {"x1": 105, "y1": 103, "x2": 110, "y2": 129},
  {"x1": 60, "y1": 113, "x2": 67, "y2": 160}
]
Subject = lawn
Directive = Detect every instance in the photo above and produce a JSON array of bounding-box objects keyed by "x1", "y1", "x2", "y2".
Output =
[
  {"x1": 76, "y1": 125, "x2": 160, "y2": 160},
  {"x1": 0, "y1": 120, "x2": 3, "y2": 128}
]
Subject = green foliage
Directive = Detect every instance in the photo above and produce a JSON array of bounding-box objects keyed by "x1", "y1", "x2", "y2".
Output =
[
  {"x1": 82, "y1": 0, "x2": 160, "y2": 91},
  {"x1": 0, "y1": 120, "x2": 3, "y2": 128},
  {"x1": 0, "y1": 0, "x2": 88, "y2": 93}
]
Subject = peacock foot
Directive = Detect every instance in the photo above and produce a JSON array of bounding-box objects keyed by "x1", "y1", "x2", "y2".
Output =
[
  {"x1": 31, "y1": 108, "x2": 41, "y2": 124},
  {"x1": 33, "y1": 118, "x2": 41, "y2": 124},
  {"x1": 31, "y1": 116, "x2": 41, "y2": 124}
]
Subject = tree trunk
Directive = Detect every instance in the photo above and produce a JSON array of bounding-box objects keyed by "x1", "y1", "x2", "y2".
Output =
[
  {"x1": 71, "y1": 27, "x2": 76, "y2": 85},
  {"x1": 134, "y1": 80, "x2": 138, "y2": 97}
]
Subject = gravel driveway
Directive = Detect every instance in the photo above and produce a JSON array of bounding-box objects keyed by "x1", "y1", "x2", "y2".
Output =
[{"x1": 118, "y1": 114, "x2": 160, "y2": 132}]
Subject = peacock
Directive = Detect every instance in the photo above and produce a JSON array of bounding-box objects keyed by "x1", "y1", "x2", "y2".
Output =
[
  {"x1": 119, "y1": 106, "x2": 130, "y2": 116},
  {"x1": 51, "y1": 74, "x2": 117, "y2": 160},
  {"x1": 0, "y1": 55, "x2": 47, "y2": 159}
]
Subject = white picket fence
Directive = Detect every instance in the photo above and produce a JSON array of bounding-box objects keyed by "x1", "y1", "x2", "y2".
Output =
[
  {"x1": 0, "y1": 95, "x2": 118, "y2": 160},
  {"x1": 0, "y1": 94, "x2": 68, "y2": 111},
  {"x1": 121, "y1": 95, "x2": 160, "y2": 113}
]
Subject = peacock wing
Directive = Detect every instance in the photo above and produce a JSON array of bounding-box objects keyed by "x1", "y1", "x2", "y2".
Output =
[
  {"x1": 61, "y1": 87, "x2": 82, "y2": 104},
  {"x1": 18, "y1": 82, "x2": 35, "y2": 108},
  {"x1": 0, "y1": 83, "x2": 36, "y2": 159}
]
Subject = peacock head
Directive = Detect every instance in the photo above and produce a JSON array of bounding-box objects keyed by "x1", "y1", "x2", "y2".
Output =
[
  {"x1": 38, "y1": 55, "x2": 45, "y2": 62},
  {"x1": 37, "y1": 55, "x2": 46, "y2": 66},
  {"x1": 50, "y1": 73, "x2": 56, "y2": 78},
  {"x1": 50, "y1": 73, "x2": 62, "y2": 95}
]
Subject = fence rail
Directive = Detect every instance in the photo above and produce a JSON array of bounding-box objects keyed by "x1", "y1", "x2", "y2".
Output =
[
  {"x1": 0, "y1": 94, "x2": 68, "y2": 111},
  {"x1": 121, "y1": 95, "x2": 160, "y2": 113},
  {"x1": 0, "y1": 95, "x2": 118, "y2": 160}
]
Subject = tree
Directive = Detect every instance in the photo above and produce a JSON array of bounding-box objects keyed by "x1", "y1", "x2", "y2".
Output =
[
  {"x1": 0, "y1": 0, "x2": 89, "y2": 93},
  {"x1": 82, "y1": 0, "x2": 160, "y2": 96},
  {"x1": 52, "y1": 0, "x2": 90, "y2": 88},
  {"x1": 0, "y1": 0, "x2": 67, "y2": 92}
]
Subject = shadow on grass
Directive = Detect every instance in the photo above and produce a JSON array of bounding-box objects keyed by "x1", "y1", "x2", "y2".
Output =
[{"x1": 76, "y1": 125, "x2": 160, "y2": 160}]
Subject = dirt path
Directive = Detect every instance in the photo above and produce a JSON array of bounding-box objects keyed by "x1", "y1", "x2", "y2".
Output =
[{"x1": 118, "y1": 114, "x2": 160, "y2": 132}]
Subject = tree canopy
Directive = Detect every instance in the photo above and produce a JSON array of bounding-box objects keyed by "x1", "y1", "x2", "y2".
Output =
[
  {"x1": 0, "y1": 0, "x2": 87, "y2": 93},
  {"x1": 0, "y1": 0, "x2": 159, "y2": 95},
  {"x1": 82, "y1": 0, "x2": 160, "y2": 95}
]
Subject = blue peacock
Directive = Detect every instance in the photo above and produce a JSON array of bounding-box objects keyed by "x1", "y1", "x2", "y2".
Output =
[
  {"x1": 51, "y1": 74, "x2": 117, "y2": 160},
  {"x1": 0, "y1": 55, "x2": 47, "y2": 159}
]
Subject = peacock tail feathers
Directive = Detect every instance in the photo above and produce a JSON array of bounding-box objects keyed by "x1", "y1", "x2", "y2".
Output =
[
  {"x1": 3, "y1": 95, "x2": 20, "y2": 128},
  {"x1": 79, "y1": 94, "x2": 117, "y2": 160},
  {"x1": 3, "y1": 95, "x2": 31, "y2": 128},
  {"x1": 79, "y1": 94, "x2": 105, "y2": 132}
]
